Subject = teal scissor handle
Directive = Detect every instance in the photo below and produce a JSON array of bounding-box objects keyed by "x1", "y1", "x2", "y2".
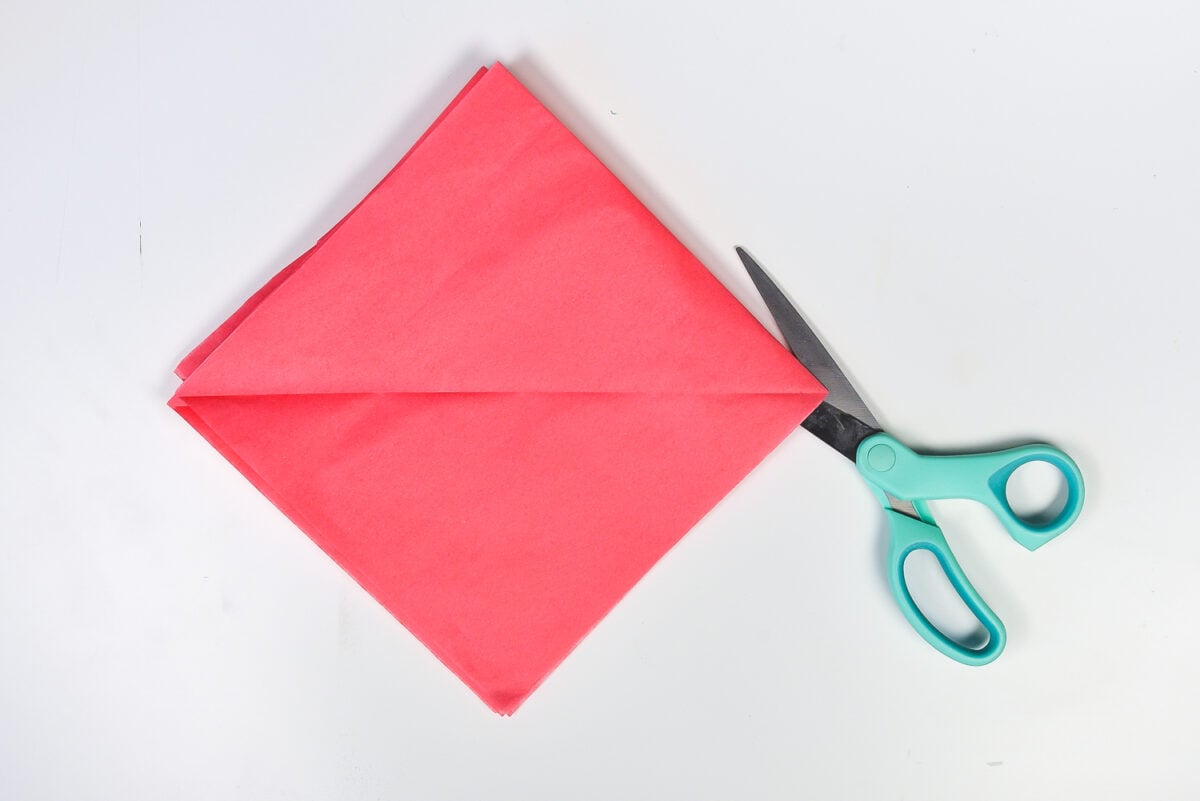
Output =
[
  {"x1": 856, "y1": 433, "x2": 1085, "y2": 551},
  {"x1": 881, "y1": 508, "x2": 1006, "y2": 665},
  {"x1": 856, "y1": 433, "x2": 1084, "y2": 665}
]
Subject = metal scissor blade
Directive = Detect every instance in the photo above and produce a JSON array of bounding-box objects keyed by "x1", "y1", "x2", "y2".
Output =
[{"x1": 736, "y1": 246, "x2": 882, "y2": 458}]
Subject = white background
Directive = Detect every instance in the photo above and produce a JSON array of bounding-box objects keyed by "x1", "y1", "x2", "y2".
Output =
[{"x1": 3, "y1": 1, "x2": 1198, "y2": 798}]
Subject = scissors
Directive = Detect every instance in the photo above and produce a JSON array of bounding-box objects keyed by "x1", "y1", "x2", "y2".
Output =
[{"x1": 736, "y1": 247, "x2": 1084, "y2": 665}]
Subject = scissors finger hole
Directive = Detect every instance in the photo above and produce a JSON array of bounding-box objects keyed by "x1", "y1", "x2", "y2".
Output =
[
  {"x1": 1004, "y1": 460, "x2": 1069, "y2": 526},
  {"x1": 903, "y1": 549, "x2": 990, "y2": 650}
]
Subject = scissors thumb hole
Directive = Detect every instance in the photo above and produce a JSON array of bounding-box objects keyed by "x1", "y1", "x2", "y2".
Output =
[
  {"x1": 903, "y1": 549, "x2": 990, "y2": 650},
  {"x1": 1003, "y1": 459, "x2": 1070, "y2": 527}
]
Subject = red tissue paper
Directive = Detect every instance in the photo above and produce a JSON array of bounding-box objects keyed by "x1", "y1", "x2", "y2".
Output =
[{"x1": 170, "y1": 63, "x2": 825, "y2": 714}]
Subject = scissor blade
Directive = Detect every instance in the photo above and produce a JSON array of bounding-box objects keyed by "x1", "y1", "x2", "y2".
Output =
[{"x1": 736, "y1": 246, "x2": 882, "y2": 459}]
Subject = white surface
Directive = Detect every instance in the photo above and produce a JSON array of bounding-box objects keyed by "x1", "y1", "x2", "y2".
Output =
[{"x1": 3, "y1": 1, "x2": 1198, "y2": 798}]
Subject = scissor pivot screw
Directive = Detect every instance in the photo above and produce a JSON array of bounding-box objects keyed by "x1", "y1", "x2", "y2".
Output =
[{"x1": 866, "y1": 443, "x2": 897, "y2": 472}]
